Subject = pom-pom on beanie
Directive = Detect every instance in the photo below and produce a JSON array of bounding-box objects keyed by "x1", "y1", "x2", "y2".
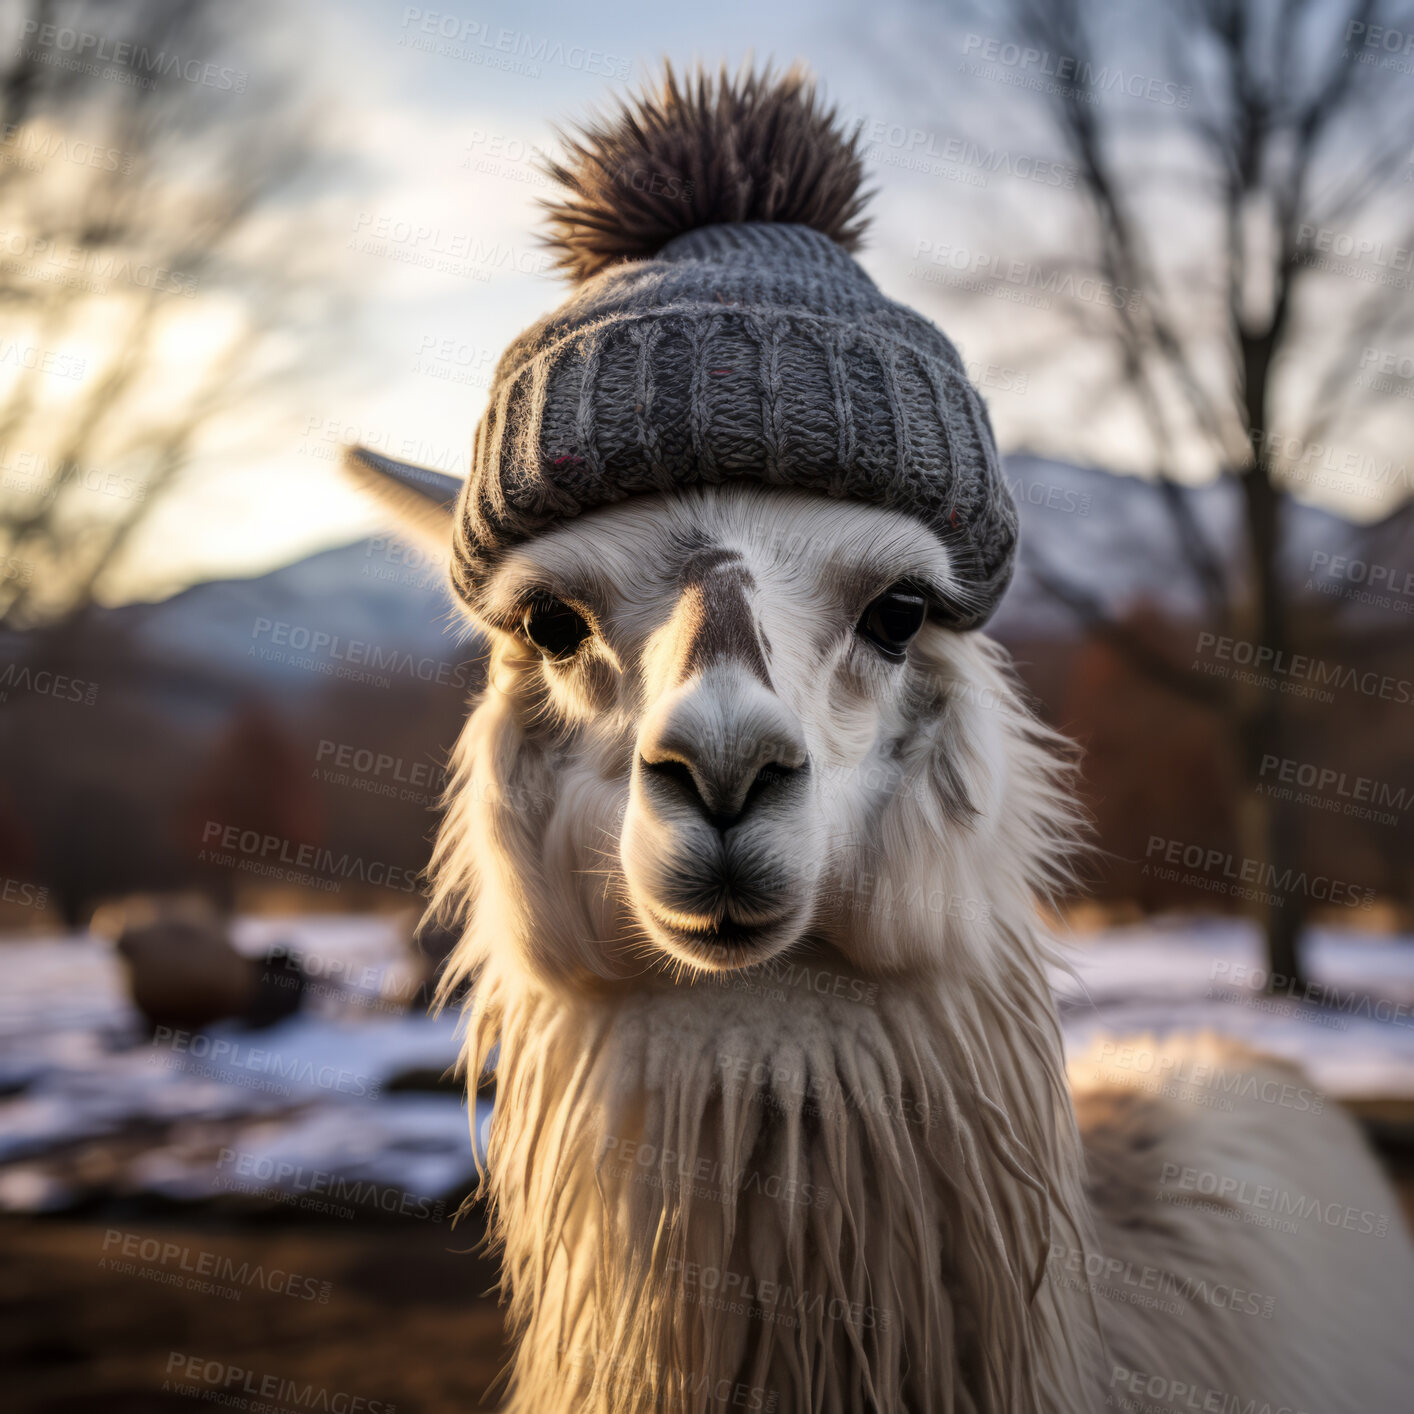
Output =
[{"x1": 453, "y1": 63, "x2": 1017, "y2": 629}]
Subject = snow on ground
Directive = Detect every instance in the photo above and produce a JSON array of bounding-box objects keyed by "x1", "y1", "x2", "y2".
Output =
[
  {"x1": 0, "y1": 917, "x2": 488, "y2": 1215},
  {"x1": 1054, "y1": 916, "x2": 1414, "y2": 1098},
  {"x1": 0, "y1": 913, "x2": 1410, "y2": 1214}
]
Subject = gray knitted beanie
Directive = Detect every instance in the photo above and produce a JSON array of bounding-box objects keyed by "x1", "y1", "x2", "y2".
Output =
[{"x1": 452, "y1": 65, "x2": 1016, "y2": 629}]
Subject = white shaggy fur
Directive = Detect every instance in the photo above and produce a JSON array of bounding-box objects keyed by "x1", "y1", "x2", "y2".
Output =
[{"x1": 352, "y1": 462, "x2": 1413, "y2": 1414}]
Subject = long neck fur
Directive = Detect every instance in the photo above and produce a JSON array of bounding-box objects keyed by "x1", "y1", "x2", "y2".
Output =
[
  {"x1": 428, "y1": 625, "x2": 1105, "y2": 1412},
  {"x1": 464, "y1": 929, "x2": 1104, "y2": 1414}
]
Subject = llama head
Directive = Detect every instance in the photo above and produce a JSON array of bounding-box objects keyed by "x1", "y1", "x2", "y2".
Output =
[
  {"x1": 352, "y1": 452, "x2": 1078, "y2": 993},
  {"x1": 344, "y1": 65, "x2": 1069, "y2": 996}
]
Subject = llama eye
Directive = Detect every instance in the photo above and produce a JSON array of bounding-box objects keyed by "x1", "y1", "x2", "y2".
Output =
[
  {"x1": 856, "y1": 584, "x2": 927, "y2": 660},
  {"x1": 521, "y1": 595, "x2": 591, "y2": 660}
]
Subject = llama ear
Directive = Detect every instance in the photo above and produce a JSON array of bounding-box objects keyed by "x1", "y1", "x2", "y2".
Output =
[{"x1": 342, "y1": 445, "x2": 462, "y2": 556}]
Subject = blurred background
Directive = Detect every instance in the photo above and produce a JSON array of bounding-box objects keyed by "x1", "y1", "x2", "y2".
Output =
[{"x1": 2, "y1": 0, "x2": 1412, "y2": 1408}]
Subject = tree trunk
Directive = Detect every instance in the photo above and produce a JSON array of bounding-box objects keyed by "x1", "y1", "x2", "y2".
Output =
[{"x1": 1240, "y1": 328, "x2": 1308, "y2": 995}]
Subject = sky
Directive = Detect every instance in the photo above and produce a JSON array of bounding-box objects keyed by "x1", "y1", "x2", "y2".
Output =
[
  {"x1": 13, "y1": 0, "x2": 1410, "y2": 606},
  {"x1": 131, "y1": 0, "x2": 957, "y2": 602}
]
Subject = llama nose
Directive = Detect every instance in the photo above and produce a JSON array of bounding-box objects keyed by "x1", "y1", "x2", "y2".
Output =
[
  {"x1": 641, "y1": 752, "x2": 808, "y2": 831},
  {"x1": 638, "y1": 682, "x2": 809, "y2": 832}
]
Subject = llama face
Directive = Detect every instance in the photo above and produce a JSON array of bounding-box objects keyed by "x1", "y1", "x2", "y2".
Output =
[{"x1": 434, "y1": 482, "x2": 1067, "y2": 987}]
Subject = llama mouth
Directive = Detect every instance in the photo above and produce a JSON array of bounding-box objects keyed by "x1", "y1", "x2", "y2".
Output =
[{"x1": 643, "y1": 903, "x2": 801, "y2": 967}]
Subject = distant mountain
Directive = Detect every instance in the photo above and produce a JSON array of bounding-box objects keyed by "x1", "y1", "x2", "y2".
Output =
[
  {"x1": 116, "y1": 538, "x2": 474, "y2": 702},
  {"x1": 0, "y1": 542, "x2": 482, "y2": 921},
  {"x1": 1, "y1": 458, "x2": 1408, "y2": 921},
  {"x1": 107, "y1": 454, "x2": 1411, "y2": 679},
  {"x1": 994, "y1": 454, "x2": 1407, "y2": 638}
]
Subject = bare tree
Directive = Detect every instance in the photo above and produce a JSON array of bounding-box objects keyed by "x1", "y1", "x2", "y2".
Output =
[
  {"x1": 888, "y1": 0, "x2": 1414, "y2": 986},
  {"x1": 0, "y1": 0, "x2": 352, "y2": 627}
]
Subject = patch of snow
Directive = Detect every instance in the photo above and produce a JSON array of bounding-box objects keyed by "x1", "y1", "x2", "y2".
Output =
[
  {"x1": 0, "y1": 921, "x2": 477, "y2": 1213},
  {"x1": 1, "y1": 914, "x2": 1411, "y2": 1214},
  {"x1": 1054, "y1": 916, "x2": 1414, "y2": 1097},
  {"x1": 132, "y1": 1093, "x2": 487, "y2": 1218}
]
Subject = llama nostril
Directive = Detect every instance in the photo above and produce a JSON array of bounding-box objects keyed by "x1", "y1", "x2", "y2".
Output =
[
  {"x1": 732, "y1": 759, "x2": 805, "y2": 827},
  {"x1": 639, "y1": 756, "x2": 713, "y2": 822},
  {"x1": 639, "y1": 754, "x2": 806, "y2": 832},
  {"x1": 640, "y1": 756, "x2": 699, "y2": 801}
]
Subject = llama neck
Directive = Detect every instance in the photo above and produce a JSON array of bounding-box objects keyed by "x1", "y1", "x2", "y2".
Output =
[{"x1": 470, "y1": 945, "x2": 1102, "y2": 1414}]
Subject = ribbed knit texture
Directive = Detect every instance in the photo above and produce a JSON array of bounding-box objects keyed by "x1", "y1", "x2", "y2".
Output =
[{"x1": 453, "y1": 223, "x2": 1016, "y2": 628}]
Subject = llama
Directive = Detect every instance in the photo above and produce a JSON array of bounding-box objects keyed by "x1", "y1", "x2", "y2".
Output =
[{"x1": 345, "y1": 67, "x2": 1413, "y2": 1414}]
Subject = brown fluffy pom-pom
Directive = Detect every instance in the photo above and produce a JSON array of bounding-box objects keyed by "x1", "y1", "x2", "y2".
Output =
[{"x1": 540, "y1": 61, "x2": 871, "y2": 283}]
